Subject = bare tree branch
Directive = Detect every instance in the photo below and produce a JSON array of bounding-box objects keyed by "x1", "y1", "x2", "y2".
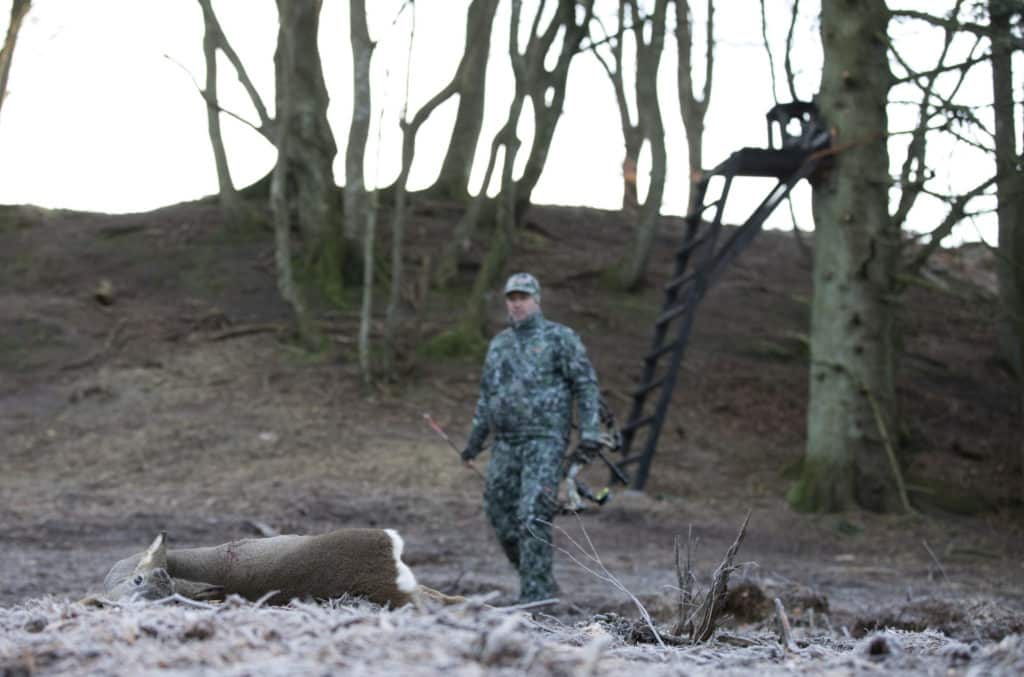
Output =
[
  {"x1": 163, "y1": 55, "x2": 268, "y2": 138},
  {"x1": 891, "y1": 7, "x2": 990, "y2": 38},
  {"x1": 783, "y1": 0, "x2": 800, "y2": 101},
  {"x1": 905, "y1": 174, "x2": 999, "y2": 274},
  {"x1": 0, "y1": 0, "x2": 31, "y2": 127},
  {"x1": 196, "y1": 0, "x2": 273, "y2": 135},
  {"x1": 758, "y1": 0, "x2": 780, "y2": 105},
  {"x1": 701, "y1": 0, "x2": 715, "y2": 109},
  {"x1": 889, "y1": 0, "x2": 966, "y2": 231},
  {"x1": 890, "y1": 53, "x2": 989, "y2": 85}
]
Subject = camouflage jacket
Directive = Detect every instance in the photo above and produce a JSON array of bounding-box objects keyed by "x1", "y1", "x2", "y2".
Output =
[{"x1": 464, "y1": 311, "x2": 601, "y2": 457}]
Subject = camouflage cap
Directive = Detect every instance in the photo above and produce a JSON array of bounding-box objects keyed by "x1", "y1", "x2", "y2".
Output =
[{"x1": 504, "y1": 272, "x2": 541, "y2": 299}]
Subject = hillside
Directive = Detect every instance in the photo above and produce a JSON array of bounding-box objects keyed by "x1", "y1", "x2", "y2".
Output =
[{"x1": 1, "y1": 198, "x2": 1022, "y2": 672}]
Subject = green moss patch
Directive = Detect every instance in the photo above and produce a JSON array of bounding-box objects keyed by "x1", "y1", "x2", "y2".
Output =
[{"x1": 418, "y1": 325, "x2": 488, "y2": 362}]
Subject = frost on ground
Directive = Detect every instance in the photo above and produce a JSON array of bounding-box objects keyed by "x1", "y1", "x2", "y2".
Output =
[{"x1": 2, "y1": 595, "x2": 1022, "y2": 676}]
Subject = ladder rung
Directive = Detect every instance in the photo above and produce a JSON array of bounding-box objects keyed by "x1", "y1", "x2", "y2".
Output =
[
  {"x1": 696, "y1": 198, "x2": 722, "y2": 215},
  {"x1": 632, "y1": 376, "x2": 667, "y2": 398},
  {"x1": 664, "y1": 270, "x2": 697, "y2": 292},
  {"x1": 644, "y1": 340, "x2": 681, "y2": 363},
  {"x1": 675, "y1": 230, "x2": 713, "y2": 259},
  {"x1": 620, "y1": 415, "x2": 656, "y2": 434},
  {"x1": 655, "y1": 301, "x2": 691, "y2": 327}
]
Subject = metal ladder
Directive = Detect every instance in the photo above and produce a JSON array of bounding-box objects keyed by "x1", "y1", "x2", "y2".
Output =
[{"x1": 612, "y1": 102, "x2": 830, "y2": 490}]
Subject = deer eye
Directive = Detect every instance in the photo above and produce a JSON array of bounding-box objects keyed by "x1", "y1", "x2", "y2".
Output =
[{"x1": 133, "y1": 575, "x2": 144, "y2": 586}]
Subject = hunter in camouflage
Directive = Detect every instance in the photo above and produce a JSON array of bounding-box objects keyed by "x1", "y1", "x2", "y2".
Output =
[{"x1": 462, "y1": 272, "x2": 603, "y2": 603}]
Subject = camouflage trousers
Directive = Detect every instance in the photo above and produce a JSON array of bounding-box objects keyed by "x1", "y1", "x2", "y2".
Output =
[{"x1": 483, "y1": 436, "x2": 564, "y2": 603}]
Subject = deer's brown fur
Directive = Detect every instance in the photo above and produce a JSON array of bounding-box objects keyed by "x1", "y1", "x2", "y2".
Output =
[{"x1": 95, "y1": 528, "x2": 462, "y2": 608}]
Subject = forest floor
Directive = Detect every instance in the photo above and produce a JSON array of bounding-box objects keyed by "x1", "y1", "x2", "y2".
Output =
[{"x1": 1, "y1": 197, "x2": 1022, "y2": 674}]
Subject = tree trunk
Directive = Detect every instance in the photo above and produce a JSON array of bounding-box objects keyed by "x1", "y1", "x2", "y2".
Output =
[
  {"x1": 385, "y1": 163, "x2": 408, "y2": 371},
  {"x1": 438, "y1": 0, "x2": 579, "y2": 312},
  {"x1": 617, "y1": 0, "x2": 670, "y2": 291},
  {"x1": 345, "y1": 0, "x2": 373, "y2": 241},
  {"x1": 622, "y1": 131, "x2": 642, "y2": 211},
  {"x1": 271, "y1": 115, "x2": 320, "y2": 350},
  {"x1": 455, "y1": 0, "x2": 593, "y2": 334},
  {"x1": 0, "y1": 0, "x2": 30, "y2": 127},
  {"x1": 359, "y1": 189, "x2": 377, "y2": 383},
  {"x1": 458, "y1": 95, "x2": 525, "y2": 335},
  {"x1": 788, "y1": 0, "x2": 905, "y2": 513},
  {"x1": 676, "y1": 0, "x2": 715, "y2": 195},
  {"x1": 274, "y1": 0, "x2": 343, "y2": 299},
  {"x1": 464, "y1": 162, "x2": 516, "y2": 337},
  {"x1": 433, "y1": 131, "x2": 503, "y2": 289},
  {"x1": 991, "y1": 4, "x2": 1023, "y2": 378},
  {"x1": 389, "y1": 0, "x2": 498, "y2": 305},
  {"x1": 197, "y1": 0, "x2": 243, "y2": 224},
  {"x1": 433, "y1": 0, "x2": 500, "y2": 199},
  {"x1": 988, "y1": 1, "x2": 1024, "y2": 501},
  {"x1": 590, "y1": 1, "x2": 639, "y2": 209},
  {"x1": 514, "y1": 0, "x2": 595, "y2": 216}
]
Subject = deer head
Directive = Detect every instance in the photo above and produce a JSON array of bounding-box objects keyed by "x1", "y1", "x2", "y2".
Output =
[{"x1": 103, "y1": 532, "x2": 175, "y2": 601}]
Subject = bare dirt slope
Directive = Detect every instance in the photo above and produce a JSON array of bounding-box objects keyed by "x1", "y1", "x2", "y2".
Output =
[{"x1": 1, "y1": 198, "x2": 1022, "y2": 645}]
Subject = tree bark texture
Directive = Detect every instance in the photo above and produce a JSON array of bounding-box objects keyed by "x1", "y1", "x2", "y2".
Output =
[
  {"x1": 271, "y1": 113, "x2": 319, "y2": 350},
  {"x1": 274, "y1": 0, "x2": 343, "y2": 294},
  {"x1": 790, "y1": 0, "x2": 903, "y2": 513},
  {"x1": 345, "y1": 0, "x2": 373, "y2": 240},
  {"x1": 433, "y1": 0, "x2": 501, "y2": 198},
  {"x1": 0, "y1": 0, "x2": 30, "y2": 128}
]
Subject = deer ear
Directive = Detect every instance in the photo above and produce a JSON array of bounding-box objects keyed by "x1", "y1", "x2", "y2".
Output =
[{"x1": 136, "y1": 532, "x2": 168, "y2": 572}]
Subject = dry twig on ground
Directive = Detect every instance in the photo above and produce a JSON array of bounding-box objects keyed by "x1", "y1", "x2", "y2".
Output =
[
  {"x1": 673, "y1": 511, "x2": 753, "y2": 643},
  {"x1": 672, "y1": 526, "x2": 697, "y2": 637},
  {"x1": 773, "y1": 597, "x2": 797, "y2": 652},
  {"x1": 538, "y1": 517, "x2": 666, "y2": 648}
]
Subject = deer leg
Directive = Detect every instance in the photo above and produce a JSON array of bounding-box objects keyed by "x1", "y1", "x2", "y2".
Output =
[{"x1": 172, "y1": 577, "x2": 225, "y2": 602}]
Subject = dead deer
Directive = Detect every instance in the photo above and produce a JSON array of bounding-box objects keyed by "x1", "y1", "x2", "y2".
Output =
[{"x1": 91, "y1": 529, "x2": 462, "y2": 608}]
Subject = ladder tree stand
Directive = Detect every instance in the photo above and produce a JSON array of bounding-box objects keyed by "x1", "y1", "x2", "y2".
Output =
[{"x1": 610, "y1": 101, "x2": 831, "y2": 491}]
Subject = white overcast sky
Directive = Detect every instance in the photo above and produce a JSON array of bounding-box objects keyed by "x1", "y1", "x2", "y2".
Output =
[{"x1": 0, "y1": 1, "x2": 1015, "y2": 245}]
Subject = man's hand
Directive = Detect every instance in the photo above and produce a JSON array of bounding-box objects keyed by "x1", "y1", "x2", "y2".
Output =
[
  {"x1": 460, "y1": 446, "x2": 478, "y2": 466},
  {"x1": 571, "y1": 439, "x2": 602, "y2": 466}
]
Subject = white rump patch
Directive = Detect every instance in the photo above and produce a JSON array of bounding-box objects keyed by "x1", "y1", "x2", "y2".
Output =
[{"x1": 385, "y1": 529, "x2": 418, "y2": 593}]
